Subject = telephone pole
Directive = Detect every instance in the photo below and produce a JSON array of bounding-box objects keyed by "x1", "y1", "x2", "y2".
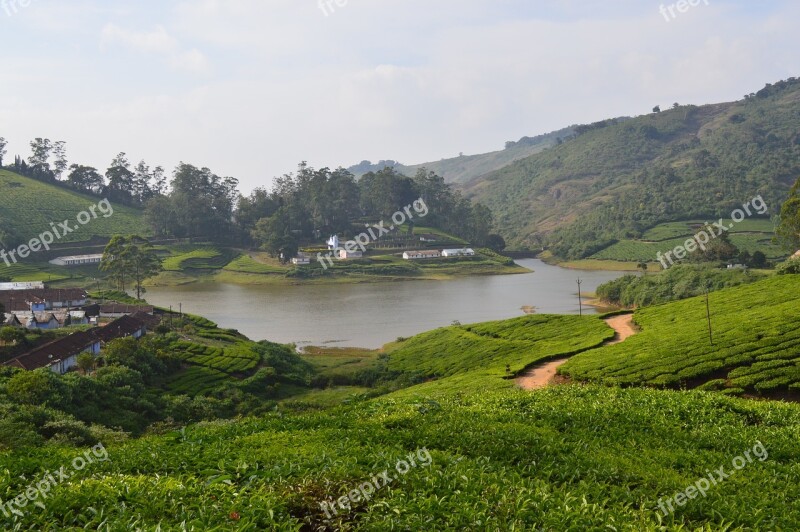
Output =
[
  {"x1": 705, "y1": 289, "x2": 713, "y2": 346},
  {"x1": 577, "y1": 278, "x2": 583, "y2": 316}
]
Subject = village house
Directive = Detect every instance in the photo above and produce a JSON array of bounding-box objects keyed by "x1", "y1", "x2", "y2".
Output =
[
  {"x1": 292, "y1": 255, "x2": 311, "y2": 265},
  {"x1": 403, "y1": 250, "x2": 442, "y2": 260},
  {"x1": 5, "y1": 310, "x2": 89, "y2": 329},
  {"x1": 48, "y1": 254, "x2": 104, "y2": 266},
  {"x1": 441, "y1": 248, "x2": 476, "y2": 258},
  {"x1": 5, "y1": 329, "x2": 102, "y2": 375},
  {"x1": 0, "y1": 282, "x2": 45, "y2": 291},
  {"x1": 3, "y1": 313, "x2": 158, "y2": 375},
  {"x1": 99, "y1": 304, "x2": 155, "y2": 319},
  {"x1": 0, "y1": 288, "x2": 88, "y2": 312}
]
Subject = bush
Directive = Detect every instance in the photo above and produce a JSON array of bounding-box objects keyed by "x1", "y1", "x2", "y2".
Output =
[{"x1": 777, "y1": 257, "x2": 800, "y2": 274}]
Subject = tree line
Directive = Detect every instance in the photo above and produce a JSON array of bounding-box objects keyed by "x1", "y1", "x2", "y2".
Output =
[{"x1": 0, "y1": 137, "x2": 502, "y2": 253}]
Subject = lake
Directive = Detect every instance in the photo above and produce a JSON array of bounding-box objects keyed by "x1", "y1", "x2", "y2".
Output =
[{"x1": 144, "y1": 259, "x2": 629, "y2": 349}]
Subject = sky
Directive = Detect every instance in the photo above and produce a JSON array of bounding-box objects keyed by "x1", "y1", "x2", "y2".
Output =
[{"x1": 1, "y1": 0, "x2": 799, "y2": 194}]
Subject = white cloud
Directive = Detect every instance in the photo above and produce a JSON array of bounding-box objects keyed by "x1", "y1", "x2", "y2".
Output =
[{"x1": 100, "y1": 23, "x2": 210, "y2": 74}]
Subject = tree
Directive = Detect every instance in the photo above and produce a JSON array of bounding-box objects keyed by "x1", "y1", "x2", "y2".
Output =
[
  {"x1": 52, "y1": 140, "x2": 68, "y2": 180},
  {"x1": 0, "y1": 137, "x2": 7, "y2": 167},
  {"x1": 100, "y1": 235, "x2": 129, "y2": 291},
  {"x1": 0, "y1": 326, "x2": 25, "y2": 346},
  {"x1": 101, "y1": 235, "x2": 162, "y2": 299},
  {"x1": 652, "y1": 105, "x2": 661, "y2": 113},
  {"x1": 485, "y1": 234, "x2": 506, "y2": 252},
  {"x1": 751, "y1": 250, "x2": 767, "y2": 268},
  {"x1": 123, "y1": 235, "x2": 163, "y2": 299},
  {"x1": 252, "y1": 208, "x2": 298, "y2": 259},
  {"x1": 29, "y1": 138, "x2": 53, "y2": 179},
  {"x1": 76, "y1": 353, "x2": 96, "y2": 375},
  {"x1": 105, "y1": 152, "x2": 135, "y2": 204},
  {"x1": 67, "y1": 164, "x2": 105, "y2": 193},
  {"x1": 776, "y1": 177, "x2": 800, "y2": 251}
]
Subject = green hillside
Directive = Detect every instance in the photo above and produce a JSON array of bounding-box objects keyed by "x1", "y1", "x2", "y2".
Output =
[
  {"x1": 561, "y1": 274, "x2": 800, "y2": 397},
  {"x1": 0, "y1": 169, "x2": 149, "y2": 248},
  {"x1": 465, "y1": 78, "x2": 800, "y2": 258},
  {"x1": 3, "y1": 287, "x2": 800, "y2": 528},
  {"x1": 348, "y1": 125, "x2": 574, "y2": 184}
]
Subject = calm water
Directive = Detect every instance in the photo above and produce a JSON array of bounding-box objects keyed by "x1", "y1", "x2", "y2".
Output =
[{"x1": 144, "y1": 259, "x2": 628, "y2": 349}]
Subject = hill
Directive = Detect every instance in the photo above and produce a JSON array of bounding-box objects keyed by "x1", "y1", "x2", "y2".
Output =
[
  {"x1": 463, "y1": 78, "x2": 800, "y2": 258},
  {"x1": 0, "y1": 168, "x2": 150, "y2": 249},
  {"x1": 348, "y1": 125, "x2": 575, "y2": 184},
  {"x1": 560, "y1": 273, "x2": 800, "y2": 398}
]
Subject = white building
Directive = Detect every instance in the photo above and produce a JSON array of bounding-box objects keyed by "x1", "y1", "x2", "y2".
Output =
[
  {"x1": 292, "y1": 256, "x2": 311, "y2": 265},
  {"x1": 441, "y1": 248, "x2": 476, "y2": 258},
  {"x1": 403, "y1": 250, "x2": 442, "y2": 260},
  {"x1": 327, "y1": 235, "x2": 340, "y2": 250},
  {"x1": 0, "y1": 282, "x2": 44, "y2": 291},
  {"x1": 49, "y1": 254, "x2": 103, "y2": 266},
  {"x1": 338, "y1": 249, "x2": 363, "y2": 259}
]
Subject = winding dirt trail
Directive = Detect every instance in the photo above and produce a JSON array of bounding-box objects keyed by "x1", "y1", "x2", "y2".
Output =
[{"x1": 515, "y1": 313, "x2": 637, "y2": 391}]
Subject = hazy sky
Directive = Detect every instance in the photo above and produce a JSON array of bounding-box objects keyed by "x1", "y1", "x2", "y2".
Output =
[{"x1": 1, "y1": 0, "x2": 798, "y2": 193}]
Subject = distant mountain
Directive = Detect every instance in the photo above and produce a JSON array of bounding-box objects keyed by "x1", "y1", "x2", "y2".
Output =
[
  {"x1": 348, "y1": 125, "x2": 576, "y2": 185},
  {"x1": 462, "y1": 78, "x2": 800, "y2": 256}
]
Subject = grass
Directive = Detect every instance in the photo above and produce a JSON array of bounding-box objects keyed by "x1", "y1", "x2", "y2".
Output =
[
  {"x1": 560, "y1": 274, "x2": 800, "y2": 396},
  {"x1": 590, "y1": 219, "x2": 785, "y2": 262},
  {"x1": 3, "y1": 273, "x2": 800, "y2": 528},
  {"x1": 0, "y1": 169, "x2": 149, "y2": 244}
]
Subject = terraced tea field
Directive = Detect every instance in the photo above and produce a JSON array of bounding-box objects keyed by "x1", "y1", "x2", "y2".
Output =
[
  {"x1": 591, "y1": 218, "x2": 784, "y2": 262},
  {"x1": 560, "y1": 274, "x2": 800, "y2": 396}
]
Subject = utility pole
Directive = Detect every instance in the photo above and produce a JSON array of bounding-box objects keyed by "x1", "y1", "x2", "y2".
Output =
[
  {"x1": 705, "y1": 289, "x2": 713, "y2": 346},
  {"x1": 576, "y1": 278, "x2": 583, "y2": 316}
]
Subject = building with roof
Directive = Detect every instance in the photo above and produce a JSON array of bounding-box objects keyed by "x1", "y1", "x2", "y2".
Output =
[
  {"x1": 0, "y1": 288, "x2": 88, "y2": 312},
  {"x1": 49, "y1": 254, "x2": 103, "y2": 266},
  {"x1": 0, "y1": 282, "x2": 45, "y2": 291},
  {"x1": 4, "y1": 314, "x2": 153, "y2": 374},
  {"x1": 338, "y1": 249, "x2": 363, "y2": 259},
  {"x1": 403, "y1": 250, "x2": 442, "y2": 260},
  {"x1": 5, "y1": 330, "x2": 102, "y2": 374},
  {"x1": 441, "y1": 248, "x2": 476, "y2": 258},
  {"x1": 99, "y1": 304, "x2": 155, "y2": 319}
]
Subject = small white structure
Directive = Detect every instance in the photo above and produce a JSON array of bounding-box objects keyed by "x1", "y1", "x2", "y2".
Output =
[
  {"x1": 292, "y1": 256, "x2": 311, "y2": 265},
  {"x1": 327, "y1": 235, "x2": 340, "y2": 250},
  {"x1": 441, "y1": 248, "x2": 476, "y2": 258},
  {"x1": 338, "y1": 249, "x2": 363, "y2": 259},
  {"x1": 0, "y1": 282, "x2": 44, "y2": 291},
  {"x1": 403, "y1": 250, "x2": 442, "y2": 260},
  {"x1": 49, "y1": 254, "x2": 103, "y2": 266}
]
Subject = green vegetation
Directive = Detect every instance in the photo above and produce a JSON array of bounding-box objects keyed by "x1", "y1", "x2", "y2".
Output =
[
  {"x1": 2, "y1": 360, "x2": 799, "y2": 529},
  {"x1": 562, "y1": 274, "x2": 800, "y2": 396},
  {"x1": 0, "y1": 169, "x2": 149, "y2": 248},
  {"x1": 466, "y1": 78, "x2": 800, "y2": 258},
  {"x1": 595, "y1": 264, "x2": 766, "y2": 307},
  {"x1": 590, "y1": 218, "x2": 783, "y2": 262}
]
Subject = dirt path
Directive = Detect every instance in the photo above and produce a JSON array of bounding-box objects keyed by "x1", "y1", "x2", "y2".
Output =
[{"x1": 515, "y1": 313, "x2": 636, "y2": 391}]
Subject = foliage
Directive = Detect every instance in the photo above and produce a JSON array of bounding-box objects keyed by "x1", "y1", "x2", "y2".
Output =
[
  {"x1": 562, "y1": 274, "x2": 800, "y2": 395},
  {"x1": 595, "y1": 264, "x2": 765, "y2": 307},
  {"x1": 100, "y1": 235, "x2": 162, "y2": 298},
  {"x1": 776, "y1": 176, "x2": 800, "y2": 251}
]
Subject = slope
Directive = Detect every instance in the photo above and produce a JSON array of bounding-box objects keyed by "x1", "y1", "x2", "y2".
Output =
[
  {"x1": 464, "y1": 78, "x2": 800, "y2": 257},
  {"x1": 560, "y1": 273, "x2": 800, "y2": 398},
  {"x1": 348, "y1": 125, "x2": 574, "y2": 184},
  {"x1": 0, "y1": 168, "x2": 150, "y2": 248}
]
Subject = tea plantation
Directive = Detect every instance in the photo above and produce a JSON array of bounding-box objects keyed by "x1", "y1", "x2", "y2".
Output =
[
  {"x1": 1, "y1": 276, "x2": 800, "y2": 529},
  {"x1": 561, "y1": 274, "x2": 800, "y2": 396}
]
